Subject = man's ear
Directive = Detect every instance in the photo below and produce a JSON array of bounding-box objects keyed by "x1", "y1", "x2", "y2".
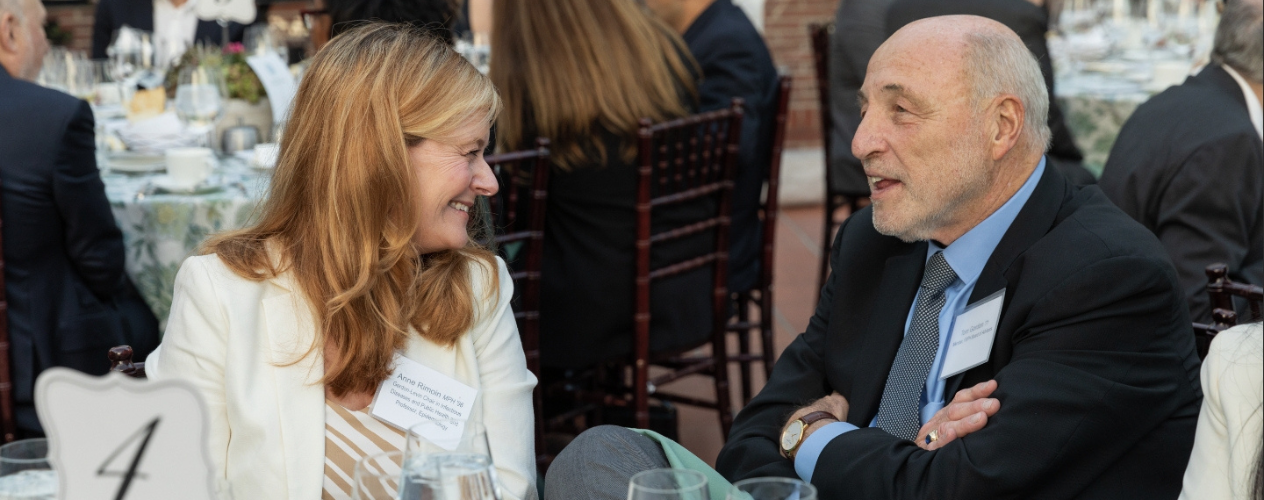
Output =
[
  {"x1": 0, "y1": 12, "x2": 19, "y2": 53},
  {"x1": 989, "y1": 95, "x2": 1024, "y2": 161}
]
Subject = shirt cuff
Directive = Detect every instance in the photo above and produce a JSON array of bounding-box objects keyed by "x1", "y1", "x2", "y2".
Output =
[{"x1": 793, "y1": 421, "x2": 858, "y2": 482}]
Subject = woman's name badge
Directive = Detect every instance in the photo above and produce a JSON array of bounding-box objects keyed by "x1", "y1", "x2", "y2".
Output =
[
  {"x1": 940, "y1": 289, "x2": 1005, "y2": 380},
  {"x1": 370, "y1": 354, "x2": 477, "y2": 450}
]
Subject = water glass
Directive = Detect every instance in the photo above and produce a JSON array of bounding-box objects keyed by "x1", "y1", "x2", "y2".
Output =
[
  {"x1": 627, "y1": 469, "x2": 707, "y2": 500},
  {"x1": 107, "y1": 26, "x2": 155, "y2": 82},
  {"x1": 726, "y1": 477, "x2": 817, "y2": 500},
  {"x1": 404, "y1": 420, "x2": 500, "y2": 500},
  {"x1": 0, "y1": 439, "x2": 56, "y2": 500}
]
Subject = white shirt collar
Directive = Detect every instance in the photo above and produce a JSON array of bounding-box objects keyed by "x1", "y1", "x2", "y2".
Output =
[{"x1": 1222, "y1": 64, "x2": 1264, "y2": 141}]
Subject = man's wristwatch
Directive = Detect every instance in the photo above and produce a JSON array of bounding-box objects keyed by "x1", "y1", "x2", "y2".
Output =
[{"x1": 781, "y1": 411, "x2": 838, "y2": 459}]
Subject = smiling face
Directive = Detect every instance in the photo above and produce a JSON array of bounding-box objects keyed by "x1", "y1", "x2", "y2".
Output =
[
  {"x1": 409, "y1": 114, "x2": 497, "y2": 254},
  {"x1": 853, "y1": 24, "x2": 996, "y2": 244}
]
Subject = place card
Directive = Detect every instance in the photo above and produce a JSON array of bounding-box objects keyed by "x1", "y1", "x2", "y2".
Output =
[{"x1": 35, "y1": 368, "x2": 218, "y2": 500}]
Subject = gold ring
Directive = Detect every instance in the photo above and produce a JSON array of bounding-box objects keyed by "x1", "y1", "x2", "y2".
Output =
[{"x1": 926, "y1": 430, "x2": 940, "y2": 445}]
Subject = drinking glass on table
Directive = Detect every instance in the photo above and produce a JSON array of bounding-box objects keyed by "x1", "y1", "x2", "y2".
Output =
[
  {"x1": 404, "y1": 420, "x2": 500, "y2": 500},
  {"x1": 0, "y1": 438, "x2": 57, "y2": 500},
  {"x1": 627, "y1": 469, "x2": 707, "y2": 500},
  {"x1": 726, "y1": 477, "x2": 817, "y2": 500},
  {"x1": 175, "y1": 64, "x2": 227, "y2": 148}
]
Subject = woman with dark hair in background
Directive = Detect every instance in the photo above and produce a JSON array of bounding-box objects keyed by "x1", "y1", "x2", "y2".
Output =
[
  {"x1": 489, "y1": 0, "x2": 708, "y2": 389},
  {"x1": 1180, "y1": 322, "x2": 1263, "y2": 500}
]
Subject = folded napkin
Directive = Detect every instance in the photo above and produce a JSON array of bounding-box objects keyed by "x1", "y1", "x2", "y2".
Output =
[
  {"x1": 117, "y1": 112, "x2": 202, "y2": 153},
  {"x1": 628, "y1": 428, "x2": 733, "y2": 500}
]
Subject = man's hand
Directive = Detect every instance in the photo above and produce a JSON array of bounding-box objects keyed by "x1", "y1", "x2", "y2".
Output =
[
  {"x1": 915, "y1": 380, "x2": 1001, "y2": 451},
  {"x1": 780, "y1": 392, "x2": 850, "y2": 458}
]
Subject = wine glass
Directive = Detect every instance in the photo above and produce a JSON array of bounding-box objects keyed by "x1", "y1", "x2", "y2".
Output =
[
  {"x1": 404, "y1": 420, "x2": 499, "y2": 500},
  {"x1": 175, "y1": 64, "x2": 227, "y2": 148},
  {"x1": 107, "y1": 26, "x2": 155, "y2": 82},
  {"x1": 0, "y1": 438, "x2": 57, "y2": 500},
  {"x1": 627, "y1": 469, "x2": 707, "y2": 500},
  {"x1": 726, "y1": 478, "x2": 817, "y2": 500}
]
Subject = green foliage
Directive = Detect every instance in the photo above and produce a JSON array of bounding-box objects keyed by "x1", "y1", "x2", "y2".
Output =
[{"x1": 164, "y1": 44, "x2": 267, "y2": 104}]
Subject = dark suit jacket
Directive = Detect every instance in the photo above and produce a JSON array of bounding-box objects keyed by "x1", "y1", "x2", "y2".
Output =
[
  {"x1": 1099, "y1": 64, "x2": 1263, "y2": 323},
  {"x1": 884, "y1": 0, "x2": 1097, "y2": 186},
  {"x1": 716, "y1": 165, "x2": 1202, "y2": 499},
  {"x1": 683, "y1": 0, "x2": 778, "y2": 293},
  {"x1": 91, "y1": 0, "x2": 247, "y2": 59},
  {"x1": 0, "y1": 67, "x2": 160, "y2": 434}
]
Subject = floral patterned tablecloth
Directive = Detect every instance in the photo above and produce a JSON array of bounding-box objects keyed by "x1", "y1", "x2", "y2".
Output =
[
  {"x1": 104, "y1": 160, "x2": 270, "y2": 324},
  {"x1": 1054, "y1": 71, "x2": 1155, "y2": 178}
]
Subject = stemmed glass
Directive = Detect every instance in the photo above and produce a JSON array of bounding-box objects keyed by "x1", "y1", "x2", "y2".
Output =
[
  {"x1": 175, "y1": 64, "x2": 227, "y2": 148},
  {"x1": 404, "y1": 420, "x2": 500, "y2": 500},
  {"x1": 627, "y1": 469, "x2": 707, "y2": 500},
  {"x1": 0, "y1": 438, "x2": 57, "y2": 499},
  {"x1": 726, "y1": 478, "x2": 817, "y2": 500}
]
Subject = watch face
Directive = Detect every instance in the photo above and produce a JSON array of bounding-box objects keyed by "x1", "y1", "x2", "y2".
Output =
[{"x1": 781, "y1": 420, "x2": 804, "y2": 451}]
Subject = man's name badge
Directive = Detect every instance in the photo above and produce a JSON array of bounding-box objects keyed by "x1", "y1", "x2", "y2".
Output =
[
  {"x1": 940, "y1": 289, "x2": 1005, "y2": 379},
  {"x1": 369, "y1": 354, "x2": 477, "y2": 450}
]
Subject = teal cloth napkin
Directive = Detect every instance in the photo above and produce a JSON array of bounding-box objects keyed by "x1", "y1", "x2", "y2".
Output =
[{"x1": 628, "y1": 428, "x2": 733, "y2": 500}]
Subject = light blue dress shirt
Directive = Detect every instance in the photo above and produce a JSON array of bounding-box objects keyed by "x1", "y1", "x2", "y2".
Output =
[{"x1": 794, "y1": 157, "x2": 1047, "y2": 482}]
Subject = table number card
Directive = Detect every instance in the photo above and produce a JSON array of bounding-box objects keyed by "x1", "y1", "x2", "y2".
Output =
[
  {"x1": 245, "y1": 53, "x2": 297, "y2": 128},
  {"x1": 34, "y1": 368, "x2": 218, "y2": 500}
]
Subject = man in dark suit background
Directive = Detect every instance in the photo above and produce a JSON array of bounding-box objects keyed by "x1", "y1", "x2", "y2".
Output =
[
  {"x1": 543, "y1": 15, "x2": 1200, "y2": 500},
  {"x1": 91, "y1": 0, "x2": 246, "y2": 60},
  {"x1": 1099, "y1": 0, "x2": 1263, "y2": 323},
  {"x1": 2, "y1": 0, "x2": 160, "y2": 436},
  {"x1": 645, "y1": 0, "x2": 778, "y2": 294}
]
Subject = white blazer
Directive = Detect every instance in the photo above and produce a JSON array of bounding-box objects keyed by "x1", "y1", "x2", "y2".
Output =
[
  {"x1": 147, "y1": 253, "x2": 538, "y2": 500},
  {"x1": 1179, "y1": 322, "x2": 1263, "y2": 500}
]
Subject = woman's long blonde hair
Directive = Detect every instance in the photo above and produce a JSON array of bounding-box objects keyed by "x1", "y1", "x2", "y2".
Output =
[
  {"x1": 489, "y1": 0, "x2": 696, "y2": 170},
  {"x1": 204, "y1": 23, "x2": 501, "y2": 397}
]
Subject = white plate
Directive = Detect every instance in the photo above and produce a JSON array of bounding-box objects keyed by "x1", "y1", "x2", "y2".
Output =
[
  {"x1": 107, "y1": 153, "x2": 166, "y2": 173},
  {"x1": 151, "y1": 175, "x2": 223, "y2": 195}
]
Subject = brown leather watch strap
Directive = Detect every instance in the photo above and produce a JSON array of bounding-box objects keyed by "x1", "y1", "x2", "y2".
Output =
[{"x1": 800, "y1": 410, "x2": 838, "y2": 426}]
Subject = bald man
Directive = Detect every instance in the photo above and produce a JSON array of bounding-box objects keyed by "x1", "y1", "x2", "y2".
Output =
[
  {"x1": 544, "y1": 15, "x2": 1200, "y2": 500},
  {"x1": 2, "y1": 0, "x2": 159, "y2": 436}
]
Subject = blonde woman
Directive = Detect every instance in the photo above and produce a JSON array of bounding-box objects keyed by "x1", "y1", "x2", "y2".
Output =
[
  {"x1": 146, "y1": 24, "x2": 537, "y2": 500},
  {"x1": 490, "y1": 0, "x2": 707, "y2": 375}
]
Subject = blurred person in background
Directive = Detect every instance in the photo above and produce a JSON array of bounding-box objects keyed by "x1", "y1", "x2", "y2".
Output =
[
  {"x1": 1099, "y1": 0, "x2": 1262, "y2": 323},
  {"x1": 91, "y1": 0, "x2": 247, "y2": 62},
  {"x1": 885, "y1": 0, "x2": 1097, "y2": 186},
  {"x1": 826, "y1": 0, "x2": 893, "y2": 206},
  {"x1": 1179, "y1": 322, "x2": 1263, "y2": 500},
  {"x1": 145, "y1": 24, "x2": 536, "y2": 499},
  {"x1": 489, "y1": 0, "x2": 708, "y2": 403},
  {"x1": 1, "y1": 0, "x2": 159, "y2": 437},
  {"x1": 305, "y1": 0, "x2": 459, "y2": 54},
  {"x1": 645, "y1": 0, "x2": 777, "y2": 295}
]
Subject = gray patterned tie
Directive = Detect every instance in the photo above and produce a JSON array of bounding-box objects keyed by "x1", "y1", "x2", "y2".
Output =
[{"x1": 874, "y1": 251, "x2": 958, "y2": 440}]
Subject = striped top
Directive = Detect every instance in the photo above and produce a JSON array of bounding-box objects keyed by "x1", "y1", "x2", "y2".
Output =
[{"x1": 322, "y1": 400, "x2": 408, "y2": 500}]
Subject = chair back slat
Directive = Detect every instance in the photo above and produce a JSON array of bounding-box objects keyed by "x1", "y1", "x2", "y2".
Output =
[
  {"x1": 628, "y1": 99, "x2": 743, "y2": 434},
  {"x1": 0, "y1": 179, "x2": 14, "y2": 443},
  {"x1": 809, "y1": 24, "x2": 834, "y2": 192}
]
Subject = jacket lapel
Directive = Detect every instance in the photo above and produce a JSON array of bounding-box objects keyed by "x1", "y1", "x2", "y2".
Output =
[
  {"x1": 846, "y1": 243, "x2": 926, "y2": 426},
  {"x1": 943, "y1": 164, "x2": 1072, "y2": 397},
  {"x1": 261, "y1": 271, "x2": 325, "y2": 500}
]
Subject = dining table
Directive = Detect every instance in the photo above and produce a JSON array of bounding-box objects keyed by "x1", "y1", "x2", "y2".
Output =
[{"x1": 102, "y1": 154, "x2": 271, "y2": 324}]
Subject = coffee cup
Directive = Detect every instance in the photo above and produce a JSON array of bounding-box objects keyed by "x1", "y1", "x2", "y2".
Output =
[{"x1": 166, "y1": 147, "x2": 214, "y2": 187}]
